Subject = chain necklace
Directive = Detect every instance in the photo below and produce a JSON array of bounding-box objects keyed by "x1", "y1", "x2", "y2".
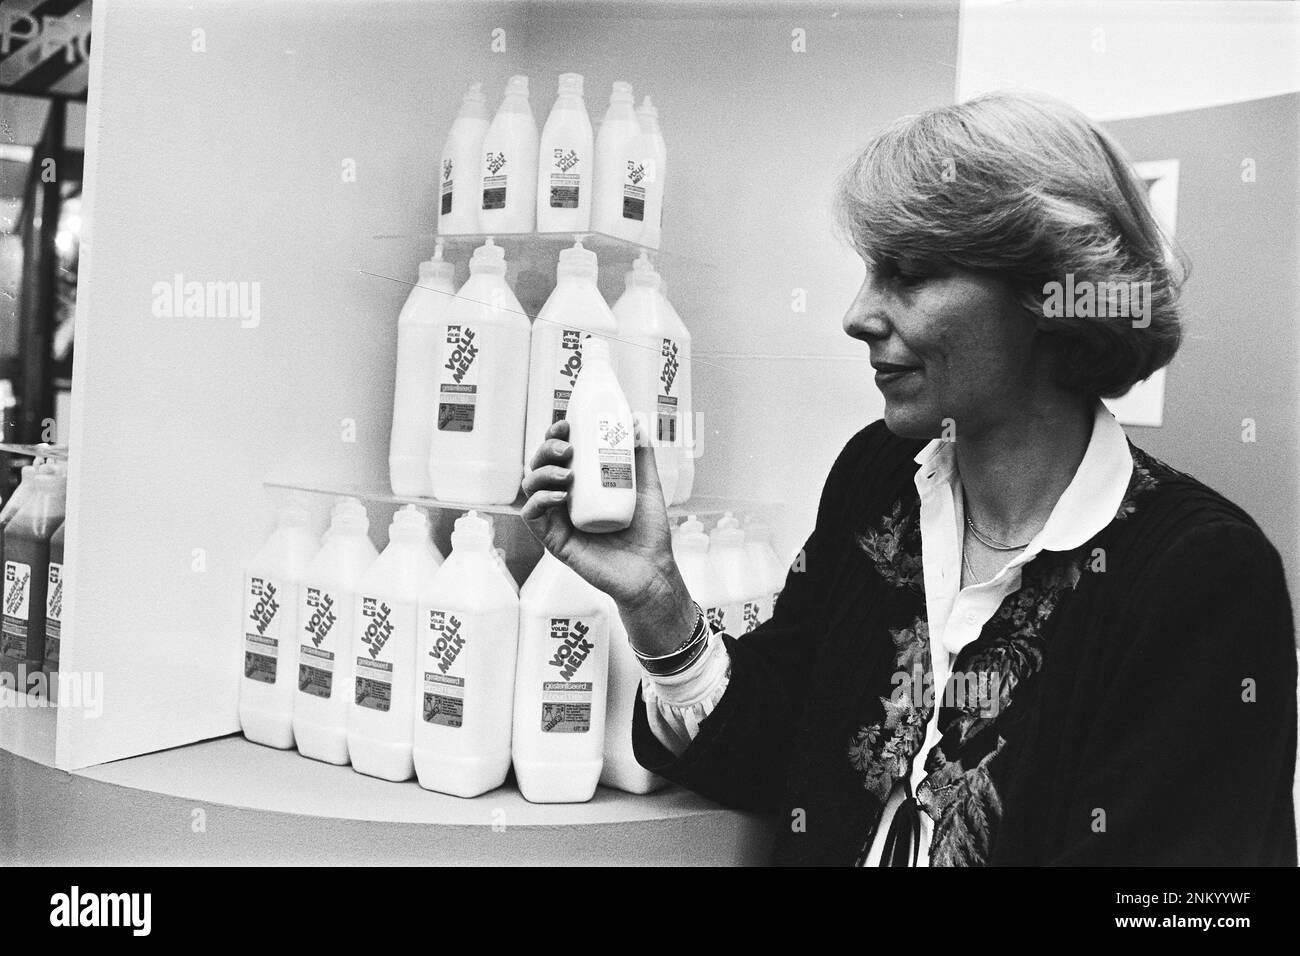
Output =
[{"x1": 962, "y1": 490, "x2": 1034, "y2": 551}]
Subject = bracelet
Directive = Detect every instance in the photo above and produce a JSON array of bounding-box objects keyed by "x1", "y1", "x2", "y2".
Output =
[{"x1": 633, "y1": 602, "x2": 710, "y2": 677}]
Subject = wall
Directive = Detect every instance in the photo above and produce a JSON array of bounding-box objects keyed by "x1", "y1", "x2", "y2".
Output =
[
  {"x1": 1104, "y1": 95, "x2": 1300, "y2": 583},
  {"x1": 60, "y1": 0, "x2": 959, "y2": 768},
  {"x1": 958, "y1": 0, "x2": 1300, "y2": 121}
]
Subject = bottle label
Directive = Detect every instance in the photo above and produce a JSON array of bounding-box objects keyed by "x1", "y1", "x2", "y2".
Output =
[
  {"x1": 421, "y1": 608, "x2": 469, "y2": 727},
  {"x1": 243, "y1": 575, "x2": 282, "y2": 683},
  {"x1": 552, "y1": 329, "x2": 583, "y2": 423},
  {"x1": 622, "y1": 158, "x2": 646, "y2": 221},
  {"x1": 299, "y1": 645, "x2": 334, "y2": 698},
  {"x1": 542, "y1": 616, "x2": 596, "y2": 732},
  {"x1": 298, "y1": 585, "x2": 340, "y2": 698},
  {"x1": 441, "y1": 158, "x2": 454, "y2": 215},
  {"x1": 1, "y1": 560, "x2": 32, "y2": 659},
  {"x1": 549, "y1": 148, "x2": 581, "y2": 208},
  {"x1": 438, "y1": 324, "x2": 479, "y2": 432},
  {"x1": 772, "y1": 589, "x2": 782, "y2": 613},
  {"x1": 542, "y1": 681, "x2": 593, "y2": 732},
  {"x1": 45, "y1": 561, "x2": 62, "y2": 667},
  {"x1": 742, "y1": 600, "x2": 762, "y2": 635},
  {"x1": 354, "y1": 594, "x2": 397, "y2": 711},
  {"x1": 423, "y1": 673, "x2": 465, "y2": 727},
  {"x1": 597, "y1": 418, "x2": 634, "y2": 489},
  {"x1": 482, "y1": 150, "x2": 507, "y2": 209},
  {"x1": 705, "y1": 605, "x2": 725, "y2": 634},
  {"x1": 658, "y1": 338, "x2": 682, "y2": 442}
]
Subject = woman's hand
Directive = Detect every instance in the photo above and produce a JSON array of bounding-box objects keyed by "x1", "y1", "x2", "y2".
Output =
[{"x1": 521, "y1": 419, "x2": 697, "y2": 657}]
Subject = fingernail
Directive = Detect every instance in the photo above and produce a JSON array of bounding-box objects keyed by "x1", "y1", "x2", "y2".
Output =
[{"x1": 550, "y1": 490, "x2": 567, "y2": 502}]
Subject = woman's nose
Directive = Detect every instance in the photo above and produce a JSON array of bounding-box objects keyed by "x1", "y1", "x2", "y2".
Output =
[{"x1": 843, "y1": 278, "x2": 891, "y2": 341}]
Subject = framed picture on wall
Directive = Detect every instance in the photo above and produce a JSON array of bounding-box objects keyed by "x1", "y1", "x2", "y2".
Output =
[{"x1": 1102, "y1": 159, "x2": 1180, "y2": 428}]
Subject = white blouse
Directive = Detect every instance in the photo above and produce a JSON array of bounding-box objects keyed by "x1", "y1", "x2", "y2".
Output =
[{"x1": 641, "y1": 400, "x2": 1134, "y2": 865}]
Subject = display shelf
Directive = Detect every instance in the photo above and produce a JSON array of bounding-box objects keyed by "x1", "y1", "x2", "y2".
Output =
[
  {"x1": 0, "y1": 442, "x2": 68, "y2": 461},
  {"x1": 263, "y1": 479, "x2": 782, "y2": 521},
  {"x1": 1, "y1": 736, "x2": 780, "y2": 865},
  {"x1": 372, "y1": 229, "x2": 714, "y2": 273}
]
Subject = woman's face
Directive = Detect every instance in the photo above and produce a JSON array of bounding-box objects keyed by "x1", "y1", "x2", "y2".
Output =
[{"x1": 842, "y1": 255, "x2": 1044, "y2": 440}]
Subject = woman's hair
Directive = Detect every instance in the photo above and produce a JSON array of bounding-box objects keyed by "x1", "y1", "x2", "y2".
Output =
[{"x1": 834, "y1": 89, "x2": 1188, "y2": 399}]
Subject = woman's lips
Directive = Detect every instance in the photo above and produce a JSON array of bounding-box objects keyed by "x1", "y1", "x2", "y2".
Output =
[{"x1": 873, "y1": 363, "x2": 921, "y2": 387}]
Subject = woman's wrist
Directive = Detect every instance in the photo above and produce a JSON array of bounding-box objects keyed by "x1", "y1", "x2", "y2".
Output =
[{"x1": 618, "y1": 560, "x2": 698, "y2": 658}]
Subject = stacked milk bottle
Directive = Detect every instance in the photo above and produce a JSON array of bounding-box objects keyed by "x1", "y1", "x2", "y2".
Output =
[
  {"x1": 348, "y1": 505, "x2": 444, "y2": 781},
  {"x1": 426, "y1": 239, "x2": 531, "y2": 505},
  {"x1": 611, "y1": 253, "x2": 693, "y2": 505},
  {"x1": 435, "y1": 75, "x2": 667, "y2": 247}
]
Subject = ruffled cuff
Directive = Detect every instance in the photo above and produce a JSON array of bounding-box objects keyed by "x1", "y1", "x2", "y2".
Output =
[{"x1": 640, "y1": 632, "x2": 732, "y2": 756}]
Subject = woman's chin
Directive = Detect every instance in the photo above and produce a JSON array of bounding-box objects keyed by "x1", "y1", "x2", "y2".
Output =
[{"x1": 882, "y1": 403, "x2": 941, "y2": 440}]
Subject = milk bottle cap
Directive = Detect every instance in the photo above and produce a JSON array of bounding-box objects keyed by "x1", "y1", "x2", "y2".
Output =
[
  {"x1": 329, "y1": 496, "x2": 369, "y2": 534},
  {"x1": 451, "y1": 509, "x2": 493, "y2": 551},
  {"x1": 558, "y1": 239, "x2": 598, "y2": 281},
  {"x1": 743, "y1": 516, "x2": 772, "y2": 543},
  {"x1": 505, "y1": 75, "x2": 530, "y2": 99},
  {"x1": 636, "y1": 95, "x2": 658, "y2": 120},
  {"x1": 557, "y1": 73, "x2": 584, "y2": 97},
  {"x1": 608, "y1": 81, "x2": 633, "y2": 105},
  {"x1": 676, "y1": 515, "x2": 708, "y2": 552},
  {"x1": 580, "y1": 334, "x2": 611, "y2": 364},
  {"x1": 710, "y1": 511, "x2": 745, "y2": 549},
  {"x1": 462, "y1": 82, "x2": 486, "y2": 108},
  {"x1": 390, "y1": 503, "x2": 430, "y2": 541},
  {"x1": 625, "y1": 252, "x2": 661, "y2": 290},
  {"x1": 469, "y1": 238, "x2": 507, "y2": 275},
  {"x1": 418, "y1": 239, "x2": 455, "y2": 285}
]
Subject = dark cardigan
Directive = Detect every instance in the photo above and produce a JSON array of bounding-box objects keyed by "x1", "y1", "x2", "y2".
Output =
[{"x1": 632, "y1": 420, "x2": 1298, "y2": 866}]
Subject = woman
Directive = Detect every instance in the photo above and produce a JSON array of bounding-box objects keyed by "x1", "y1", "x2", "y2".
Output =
[{"x1": 520, "y1": 91, "x2": 1298, "y2": 866}]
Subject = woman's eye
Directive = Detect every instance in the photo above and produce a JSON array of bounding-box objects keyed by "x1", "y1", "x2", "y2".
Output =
[{"x1": 877, "y1": 257, "x2": 927, "y2": 289}]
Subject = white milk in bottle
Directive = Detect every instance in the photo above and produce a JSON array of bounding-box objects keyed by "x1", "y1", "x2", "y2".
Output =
[
  {"x1": 479, "y1": 74, "x2": 538, "y2": 233},
  {"x1": 239, "y1": 496, "x2": 320, "y2": 749},
  {"x1": 601, "y1": 597, "x2": 668, "y2": 794},
  {"x1": 523, "y1": 240, "x2": 617, "y2": 475},
  {"x1": 611, "y1": 253, "x2": 692, "y2": 505},
  {"x1": 428, "y1": 239, "x2": 532, "y2": 504},
  {"x1": 743, "y1": 516, "x2": 786, "y2": 624},
  {"x1": 635, "y1": 95, "x2": 667, "y2": 249},
  {"x1": 292, "y1": 497, "x2": 379, "y2": 765},
  {"x1": 390, "y1": 240, "x2": 457, "y2": 497},
  {"x1": 495, "y1": 548, "x2": 519, "y2": 595},
  {"x1": 514, "y1": 550, "x2": 610, "y2": 802},
  {"x1": 536, "y1": 73, "x2": 593, "y2": 233},
  {"x1": 414, "y1": 510, "x2": 519, "y2": 797},
  {"x1": 709, "y1": 512, "x2": 762, "y2": 636},
  {"x1": 672, "y1": 515, "x2": 728, "y2": 636},
  {"x1": 438, "y1": 82, "x2": 490, "y2": 235},
  {"x1": 591, "y1": 81, "x2": 642, "y2": 239},
  {"x1": 566, "y1": 335, "x2": 637, "y2": 533},
  {"x1": 347, "y1": 505, "x2": 443, "y2": 781}
]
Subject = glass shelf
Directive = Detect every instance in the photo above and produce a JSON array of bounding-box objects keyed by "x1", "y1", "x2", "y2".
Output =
[
  {"x1": 263, "y1": 479, "x2": 780, "y2": 521},
  {"x1": 370, "y1": 229, "x2": 715, "y2": 273},
  {"x1": 0, "y1": 442, "x2": 68, "y2": 461}
]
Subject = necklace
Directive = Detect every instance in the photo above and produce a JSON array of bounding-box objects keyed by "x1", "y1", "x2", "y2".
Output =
[{"x1": 962, "y1": 490, "x2": 1033, "y2": 551}]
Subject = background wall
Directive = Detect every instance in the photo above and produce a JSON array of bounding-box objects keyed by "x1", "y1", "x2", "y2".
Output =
[
  {"x1": 61, "y1": 0, "x2": 959, "y2": 768},
  {"x1": 958, "y1": 0, "x2": 1300, "y2": 121},
  {"x1": 1105, "y1": 95, "x2": 1300, "y2": 583}
]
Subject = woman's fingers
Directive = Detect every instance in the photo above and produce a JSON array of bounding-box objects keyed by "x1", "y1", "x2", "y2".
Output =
[
  {"x1": 520, "y1": 488, "x2": 568, "y2": 523},
  {"x1": 521, "y1": 463, "x2": 572, "y2": 497},
  {"x1": 632, "y1": 416, "x2": 664, "y2": 502},
  {"x1": 527, "y1": 436, "x2": 573, "y2": 473}
]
